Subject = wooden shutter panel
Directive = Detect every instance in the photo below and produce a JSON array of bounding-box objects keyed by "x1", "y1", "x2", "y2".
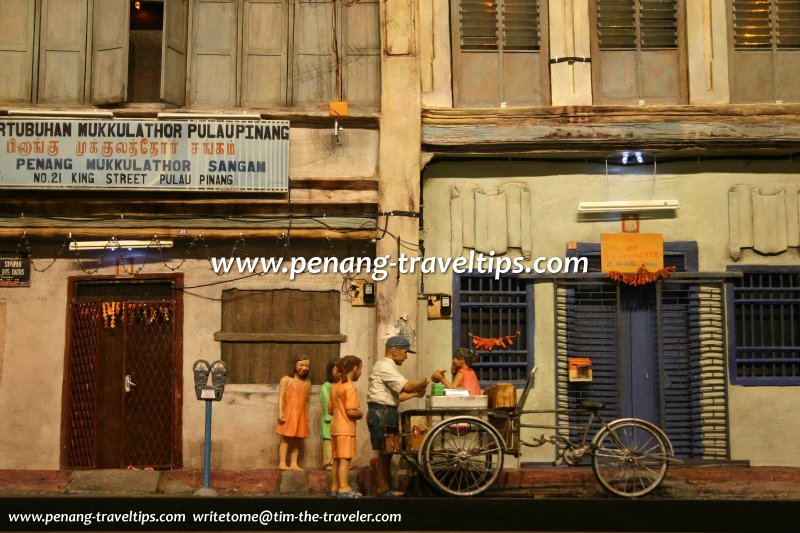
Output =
[
  {"x1": 453, "y1": 0, "x2": 500, "y2": 107},
  {"x1": 342, "y1": 0, "x2": 380, "y2": 107},
  {"x1": 90, "y1": 0, "x2": 129, "y2": 105},
  {"x1": 594, "y1": 0, "x2": 683, "y2": 104},
  {"x1": 38, "y1": 0, "x2": 89, "y2": 104},
  {"x1": 241, "y1": 0, "x2": 289, "y2": 107},
  {"x1": 161, "y1": 0, "x2": 189, "y2": 105},
  {"x1": 292, "y1": 0, "x2": 334, "y2": 106},
  {"x1": 638, "y1": 0, "x2": 679, "y2": 101},
  {"x1": 0, "y1": 0, "x2": 35, "y2": 103},
  {"x1": 190, "y1": 0, "x2": 239, "y2": 106},
  {"x1": 501, "y1": 0, "x2": 543, "y2": 106},
  {"x1": 776, "y1": 0, "x2": 800, "y2": 100}
]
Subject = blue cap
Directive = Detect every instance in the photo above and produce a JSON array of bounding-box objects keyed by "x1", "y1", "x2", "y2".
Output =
[{"x1": 386, "y1": 335, "x2": 416, "y2": 353}]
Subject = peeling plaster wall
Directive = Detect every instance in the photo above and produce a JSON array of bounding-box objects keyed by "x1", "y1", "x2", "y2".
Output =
[{"x1": 421, "y1": 158, "x2": 800, "y2": 466}]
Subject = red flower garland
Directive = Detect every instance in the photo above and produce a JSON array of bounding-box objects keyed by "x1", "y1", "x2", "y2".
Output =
[{"x1": 608, "y1": 264, "x2": 676, "y2": 286}]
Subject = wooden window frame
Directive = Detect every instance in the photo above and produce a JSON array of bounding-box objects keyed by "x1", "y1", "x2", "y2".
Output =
[
  {"x1": 450, "y1": 0, "x2": 551, "y2": 108},
  {"x1": 727, "y1": 0, "x2": 800, "y2": 103},
  {"x1": 589, "y1": 0, "x2": 689, "y2": 105},
  {"x1": 726, "y1": 266, "x2": 800, "y2": 386}
]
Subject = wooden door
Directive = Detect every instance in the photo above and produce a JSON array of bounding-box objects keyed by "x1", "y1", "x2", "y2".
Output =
[{"x1": 62, "y1": 277, "x2": 183, "y2": 469}]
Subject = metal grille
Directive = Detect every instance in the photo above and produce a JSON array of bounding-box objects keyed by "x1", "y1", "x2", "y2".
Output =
[
  {"x1": 597, "y1": 0, "x2": 678, "y2": 49},
  {"x1": 123, "y1": 302, "x2": 176, "y2": 468},
  {"x1": 731, "y1": 271, "x2": 800, "y2": 384},
  {"x1": 734, "y1": 0, "x2": 800, "y2": 49},
  {"x1": 556, "y1": 278, "x2": 730, "y2": 459},
  {"x1": 459, "y1": 0, "x2": 540, "y2": 51},
  {"x1": 66, "y1": 302, "x2": 100, "y2": 468},
  {"x1": 456, "y1": 274, "x2": 533, "y2": 384},
  {"x1": 66, "y1": 290, "x2": 177, "y2": 469}
]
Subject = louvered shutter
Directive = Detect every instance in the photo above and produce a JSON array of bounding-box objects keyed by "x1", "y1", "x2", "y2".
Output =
[
  {"x1": 342, "y1": 0, "x2": 380, "y2": 107},
  {"x1": 731, "y1": 0, "x2": 800, "y2": 101},
  {"x1": 190, "y1": 0, "x2": 239, "y2": 106},
  {"x1": 558, "y1": 282, "x2": 620, "y2": 444},
  {"x1": 241, "y1": 0, "x2": 289, "y2": 107},
  {"x1": 38, "y1": 0, "x2": 89, "y2": 104},
  {"x1": 0, "y1": 0, "x2": 35, "y2": 103},
  {"x1": 161, "y1": 0, "x2": 189, "y2": 106},
  {"x1": 90, "y1": 0, "x2": 129, "y2": 105},
  {"x1": 593, "y1": 0, "x2": 684, "y2": 104},
  {"x1": 453, "y1": 0, "x2": 545, "y2": 108},
  {"x1": 501, "y1": 0, "x2": 544, "y2": 105},
  {"x1": 292, "y1": 0, "x2": 334, "y2": 106}
]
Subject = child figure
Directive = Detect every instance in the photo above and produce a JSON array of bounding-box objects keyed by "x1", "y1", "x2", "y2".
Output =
[
  {"x1": 320, "y1": 357, "x2": 340, "y2": 495},
  {"x1": 276, "y1": 354, "x2": 311, "y2": 470},
  {"x1": 331, "y1": 355, "x2": 363, "y2": 498},
  {"x1": 431, "y1": 347, "x2": 482, "y2": 396}
]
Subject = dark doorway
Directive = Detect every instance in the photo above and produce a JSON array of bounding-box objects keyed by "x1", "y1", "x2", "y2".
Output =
[{"x1": 61, "y1": 275, "x2": 183, "y2": 469}]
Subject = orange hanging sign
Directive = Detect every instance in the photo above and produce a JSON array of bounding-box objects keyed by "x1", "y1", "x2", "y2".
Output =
[{"x1": 601, "y1": 233, "x2": 664, "y2": 273}]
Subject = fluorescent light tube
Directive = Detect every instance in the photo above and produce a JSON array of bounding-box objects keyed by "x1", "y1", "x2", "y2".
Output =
[
  {"x1": 69, "y1": 240, "x2": 173, "y2": 251},
  {"x1": 578, "y1": 200, "x2": 679, "y2": 213}
]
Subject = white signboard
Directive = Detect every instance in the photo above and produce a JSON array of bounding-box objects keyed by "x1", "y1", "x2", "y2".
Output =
[{"x1": 0, "y1": 119, "x2": 289, "y2": 192}]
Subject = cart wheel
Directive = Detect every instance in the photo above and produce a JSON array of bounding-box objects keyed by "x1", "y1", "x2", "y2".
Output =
[
  {"x1": 418, "y1": 416, "x2": 504, "y2": 497},
  {"x1": 591, "y1": 419, "x2": 669, "y2": 498}
]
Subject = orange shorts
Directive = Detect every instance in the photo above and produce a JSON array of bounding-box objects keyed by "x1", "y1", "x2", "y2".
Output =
[{"x1": 332, "y1": 435, "x2": 357, "y2": 460}]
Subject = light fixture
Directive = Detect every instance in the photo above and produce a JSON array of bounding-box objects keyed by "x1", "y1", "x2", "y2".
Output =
[
  {"x1": 577, "y1": 200, "x2": 679, "y2": 213},
  {"x1": 7, "y1": 109, "x2": 114, "y2": 118},
  {"x1": 135, "y1": 1, "x2": 141, "y2": 9},
  {"x1": 620, "y1": 151, "x2": 645, "y2": 164},
  {"x1": 69, "y1": 239, "x2": 173, "y2": 251},
  {"x1": 157, "y1": 112, "x2": 261, "y2": 120}
]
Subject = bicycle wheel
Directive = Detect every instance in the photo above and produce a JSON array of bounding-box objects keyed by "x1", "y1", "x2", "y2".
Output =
[
  {"x1": 591, "y1": 419, "x2": 669, "y2": 498},
  {"x1": 419, "y1": 416, "x2": 504, "y2": 497}
]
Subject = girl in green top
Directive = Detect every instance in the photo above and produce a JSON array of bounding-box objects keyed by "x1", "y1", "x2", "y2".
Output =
[{"x1": 320, "y1": 357, "x2": 340, "y2": 496}]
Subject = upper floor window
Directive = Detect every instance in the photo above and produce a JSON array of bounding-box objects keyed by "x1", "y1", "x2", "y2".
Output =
[
  {"x1": 0, "y1": 0, "x2": 380, "y2": 110},
  {"x1": 729, "y1": 0, "x2": 800, "y2": 102},
  {"x1": 728, "y1": 268, "x2": 800, "y2": 385},
  {"x1": 450, "y1": 0, "x2": 550, "y2": 107},
  {"x1": 590, "y1": 0, "x2": 687, "y2": 104}
]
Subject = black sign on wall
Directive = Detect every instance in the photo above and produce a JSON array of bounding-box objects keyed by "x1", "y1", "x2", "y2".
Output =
[{"x1": 0, "y1": 252, "x2": 30, "y2": 287}]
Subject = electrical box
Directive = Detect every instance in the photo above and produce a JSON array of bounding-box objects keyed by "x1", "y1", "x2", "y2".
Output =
[
  {"x1": 329, "y1": 101, "x2": 349, "y2": 117},
  {"x1": 349, "y1": 279, "x2": 375, "y2": 307},
  {"x1": 427, "y1": 294, "x2": 452, "y2": 319},
  {"x1": 568, "y1": 357, "x2": 593, "y2": 382}
]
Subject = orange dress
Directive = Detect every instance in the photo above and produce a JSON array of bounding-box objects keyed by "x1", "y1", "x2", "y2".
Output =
[{"x1": 276, "y1": 379, "x2": 310, "y2": 438}]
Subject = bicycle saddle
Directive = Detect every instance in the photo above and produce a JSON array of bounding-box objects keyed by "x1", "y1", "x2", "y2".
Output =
[{"x1": 580, "y1": 400, "x2": 606, "y2": 411}]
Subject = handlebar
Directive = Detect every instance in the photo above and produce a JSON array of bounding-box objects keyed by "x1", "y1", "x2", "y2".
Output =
[{"x1": 516, "y1": 366, "x2": 537, "y2": 411}]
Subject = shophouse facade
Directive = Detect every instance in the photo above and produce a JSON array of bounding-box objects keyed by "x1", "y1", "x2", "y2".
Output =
[{"x1": 0, "y1": 0, "x2": 799, "y2": 474}]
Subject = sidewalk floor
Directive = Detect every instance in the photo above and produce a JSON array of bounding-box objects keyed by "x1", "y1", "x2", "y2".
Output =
[{"x1": 1, "y1": 465, "x2": 798, "y2": 499}]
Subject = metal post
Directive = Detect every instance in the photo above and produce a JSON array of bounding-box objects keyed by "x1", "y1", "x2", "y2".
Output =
[{"x1": 203, "y1": 399, "x2": 212, "y2": 488}]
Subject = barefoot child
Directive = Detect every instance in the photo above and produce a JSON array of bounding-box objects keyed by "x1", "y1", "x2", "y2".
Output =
[
  {"x1": 431, "y1": 347, "x2": 482, "y2": 396},
  {"x1": 276, "y1": 354, "x2": 311, "y2": 470},
  {"x1": 331, "y1": 355, "x2": 363, "y2": 498}
]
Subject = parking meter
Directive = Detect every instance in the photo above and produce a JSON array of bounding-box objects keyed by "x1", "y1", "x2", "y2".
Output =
[
  {"x1": 210, "y1": 360, "x2": 228, "y2": 400},
  {"x1": 193, "y1": 359, "x2": 228, "y2": 494},
  {"x1": 193, "y1": 359, "x2": 212, "y2": 400}
]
